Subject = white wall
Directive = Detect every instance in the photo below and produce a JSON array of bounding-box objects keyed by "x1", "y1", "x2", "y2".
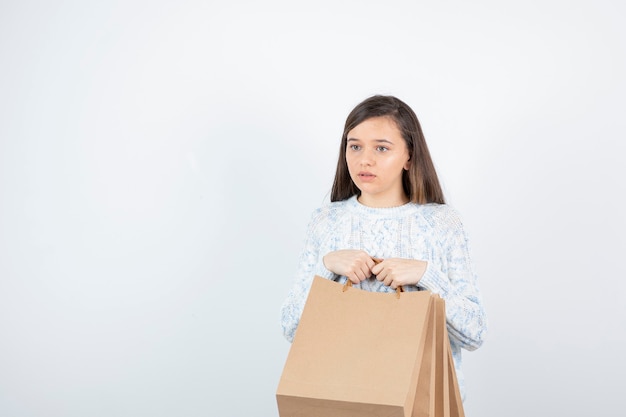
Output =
[{"x1": 1, "y1": 0, "x2": 624, "y2": 415}]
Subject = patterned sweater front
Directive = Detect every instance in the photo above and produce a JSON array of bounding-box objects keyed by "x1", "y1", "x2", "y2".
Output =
[{"x1": 280, "y1": 195, "x2": 488, "y2": 399}]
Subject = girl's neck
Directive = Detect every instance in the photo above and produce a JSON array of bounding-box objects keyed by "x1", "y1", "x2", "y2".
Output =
[{"x1": 357, "y1": 193, "x2": 410, "y2": 208}]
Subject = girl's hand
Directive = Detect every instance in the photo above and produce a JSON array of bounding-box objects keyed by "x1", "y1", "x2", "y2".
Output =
[
  {"x1": 371, "y1": 258, "x2": 428, "y2": 289},
  {"x1": 323, "y1": 250, "x2": 376, "y2": 284}
]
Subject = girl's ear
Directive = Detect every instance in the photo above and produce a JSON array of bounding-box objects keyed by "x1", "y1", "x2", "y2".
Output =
[{"x1": 404, "y1": 157, "x2": 411, "y2": 171}]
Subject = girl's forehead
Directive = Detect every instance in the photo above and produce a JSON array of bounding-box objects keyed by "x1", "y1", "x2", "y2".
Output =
[{"x1": 348, "y1": 116, "x2": 401, "y2": 137}]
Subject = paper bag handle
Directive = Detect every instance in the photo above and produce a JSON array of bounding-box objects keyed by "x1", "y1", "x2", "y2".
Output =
[{"x1": 342, "y1": 257, "x2": 404, "y2": 298}]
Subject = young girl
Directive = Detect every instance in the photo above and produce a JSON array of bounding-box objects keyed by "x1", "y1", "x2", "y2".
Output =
[{"x1": 280, "y1": 95, "x2": 487, "y2": 400}]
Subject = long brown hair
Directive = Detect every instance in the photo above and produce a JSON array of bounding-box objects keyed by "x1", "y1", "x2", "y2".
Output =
[{"x1": 330, "y1": 95, "x2": 445, "y2": 204}]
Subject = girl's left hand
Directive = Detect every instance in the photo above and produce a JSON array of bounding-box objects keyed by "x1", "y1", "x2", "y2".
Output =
[{"x1": 370, "y1": 258, "x2": 428, "y2": 289}]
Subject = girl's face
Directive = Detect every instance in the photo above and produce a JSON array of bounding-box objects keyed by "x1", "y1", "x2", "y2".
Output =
[{"x1": 346, "y1": 116, "x2": 411, "y2": 207}]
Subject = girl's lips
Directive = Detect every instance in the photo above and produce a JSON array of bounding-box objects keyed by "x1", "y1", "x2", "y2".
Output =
[{"x1": 358, "y1": 172, "x2": 376, "y2": 182}]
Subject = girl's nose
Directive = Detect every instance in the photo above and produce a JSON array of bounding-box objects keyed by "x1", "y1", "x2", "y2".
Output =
[{"x1": 360, "y1": 149, "x2": 375, "y2": 166}]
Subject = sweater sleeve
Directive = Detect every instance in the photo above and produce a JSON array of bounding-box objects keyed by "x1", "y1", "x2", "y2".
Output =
[
  {"x1": 418, "y1": 207, "x2": 488, "y2": 351},
  {"x1": 280, "y1": 209, "x2": 336, "y2": 342}
]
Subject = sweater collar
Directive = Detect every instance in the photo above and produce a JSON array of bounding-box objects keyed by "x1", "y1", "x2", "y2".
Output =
[{"x1": 346, "y1": 195, "x2": 417, "y2": 219}]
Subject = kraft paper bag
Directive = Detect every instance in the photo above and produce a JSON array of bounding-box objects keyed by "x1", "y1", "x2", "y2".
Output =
[
  {"x1": 414, "y1": 291, "x2": 457, "y2": 417},
  {"x1": 277, "y1": 276, "x2": 465, "y2": 417},
  {"x1": 445, "y1": 322, "x2": 465, "y2": 417}
]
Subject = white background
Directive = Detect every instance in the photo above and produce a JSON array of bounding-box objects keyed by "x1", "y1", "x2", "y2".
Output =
[{"x1": 1, "y1": 0, "x2": 625, "y2": 416}]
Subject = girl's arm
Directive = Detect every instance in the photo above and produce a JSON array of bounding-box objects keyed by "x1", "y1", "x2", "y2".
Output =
[
  {"x1": 417, "y1": 207, "x2": 488, "y2": 351},
  {"x1": 280, "y1": 210, "x2": 335, "y2": 342}
]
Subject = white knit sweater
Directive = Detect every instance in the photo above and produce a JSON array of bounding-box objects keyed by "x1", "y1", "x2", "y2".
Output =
[{"x1": 280, "y1": 195, "x2": 488, "y2": 399}]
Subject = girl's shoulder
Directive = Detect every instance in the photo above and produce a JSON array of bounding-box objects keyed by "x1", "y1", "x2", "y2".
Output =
[
  {"x1": 418, "y1": 202, "x2": 460, "y2": 218},
  {"x1": 308, "y1": 198, "x2": 352, "y2": 225},
  {"x1": 414, "y1": 203, "x2": 465, "y2": 231},
  {"x1": 302, "y1": 199, "x2": 352, "y2": 241}
]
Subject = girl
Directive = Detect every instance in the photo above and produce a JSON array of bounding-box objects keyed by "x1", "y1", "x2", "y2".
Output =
[{"x1": 280, "y1": 95, "x2": 487, "y2": 400}]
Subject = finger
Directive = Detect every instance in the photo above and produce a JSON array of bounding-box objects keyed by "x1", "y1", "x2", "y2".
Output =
[
  {"x1": 359, "y1": 259, "x2": 373, "y2": 278},
  {"x1": 389, "y1": 280, "x2": 398, "y2": 290},
  {"x1": 355, "y1": 269, "x2": 366, "y2": 282},
  {"x1": 383, "y1": 274, "x2": 394, "y2": 287},
  {"x1": 372, "y1": 269, "x2": 387, "y2": 281},
  {"x1": 366, "y1": 257, "x2": 376, "y2": 271},
  {"x1": 355, "y1": 269, "x2": 367, "y2": 282},
  {"x1": 347, "y1": 273, "x2": 360, "y2": 284},
  {"x1": 355, "y1": 262, "x2": 370, "y2": 281}
]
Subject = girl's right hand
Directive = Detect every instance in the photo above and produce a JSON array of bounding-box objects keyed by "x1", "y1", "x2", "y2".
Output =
[{"x1": 322, "y1": 250, "x2": 376, "y2": 284}]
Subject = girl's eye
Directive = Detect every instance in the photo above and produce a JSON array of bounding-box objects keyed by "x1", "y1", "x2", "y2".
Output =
[
  {"x1": 376, "y1": 146, "x2": 389, "y2": 152},
  {"x1": 349, "y1": 144, "x2": 361, "y2": 151}
]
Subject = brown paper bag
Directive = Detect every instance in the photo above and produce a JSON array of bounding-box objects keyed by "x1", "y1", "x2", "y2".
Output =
[
  {"x1": 445, "y1": 320, "x2": 465, "y2": 417},
  {"x1": 276, "y1": 276, "x2": 465, "y2": 417},
  {"x1": 413, "y1": 290, "x2": 460, "y2": 417},
  {"x1": 429, "y1": 295, "x2": 463, "y2": 417}
]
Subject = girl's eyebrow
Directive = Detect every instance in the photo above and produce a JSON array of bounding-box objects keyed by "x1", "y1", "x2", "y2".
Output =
[{"x1": 347, "y1": 138, "x2": 394, "y2": 144}]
